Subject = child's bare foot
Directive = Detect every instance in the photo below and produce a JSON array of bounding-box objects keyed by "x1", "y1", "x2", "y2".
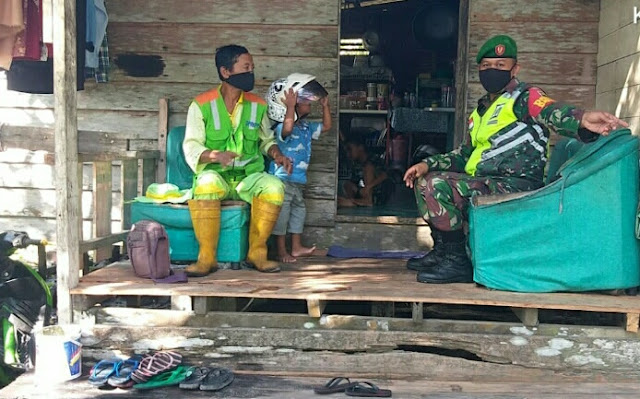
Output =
[
  {"x1": 279, "y1": 252, "x2": 297, "y2": 263},
  {"x1": 291, "y1": 245, "x2": 316, "y2": 258}
]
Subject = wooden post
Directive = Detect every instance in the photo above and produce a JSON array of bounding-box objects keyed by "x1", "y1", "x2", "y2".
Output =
[
  {"x1": 511, "y1": 307, "x2": 539, "y2": 327},
  {"x1": 307, "y1": 299, "x2": 327, "y2": 318},
  {"x1": 156, "y1": 98, "x2": 169, "y2": 183},
  {"x1": 53, "y1": 0, "x2": 80, "y2": 325},
  {"x1": 92, "y1": 161, "x2": 112, "y2": 263},
  {"x1": 142, "y1": 158, "x2": 156, "y2": 195},
  {"x1": 412, "y1": 302, "x2": 424, "y2": 323},
  {"x1": 120, "y1": 159, "x2": 138, "y2": 231},
  {"x1": 453, "y1": 0, "x2": 470, "y2": 147},
  {"x1": 625, "y1": 313, "x2": 639, "y2": 333}
]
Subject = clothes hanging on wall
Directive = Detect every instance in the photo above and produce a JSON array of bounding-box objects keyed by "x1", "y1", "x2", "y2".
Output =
[
  {"x1": 85, "y1": 32, "x2": 109, "y2": 83},
  {"x1": 0, "y1": 0, "x2": 24, "y2": 70},
  {"x1": 6, "y1": 0, "x2": 85, "y2": 93},
  {"x1": 12, "y1": 0, "x2": 43, "y2": 61},
  {"x1": 85, "y1": 0, "x2": 107, "y2": 68}
]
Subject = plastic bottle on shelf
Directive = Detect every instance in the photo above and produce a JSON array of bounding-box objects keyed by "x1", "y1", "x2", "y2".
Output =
[
  {"x1": 409, "y1": 92, "x2": 416, "y2": 108},
  {"x1": 403, "y1": 92, "x2": 410, "y2": 107}
]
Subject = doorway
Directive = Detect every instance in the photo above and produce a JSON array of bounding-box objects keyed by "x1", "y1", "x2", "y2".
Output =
[{"x1": 337, "y1": 0, "x2": 466, "y2": 219}]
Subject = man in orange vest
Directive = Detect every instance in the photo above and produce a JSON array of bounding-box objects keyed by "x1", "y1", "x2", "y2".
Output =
[
  {"x1": 183, "y1": 44, "x2": 292, "y2": 275},
  {"x1": 403, "y1": 35, "x2": 628, "y2": 284}
]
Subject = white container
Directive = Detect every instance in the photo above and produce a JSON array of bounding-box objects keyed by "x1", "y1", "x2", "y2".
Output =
[{"x1": 35, "y1": 325, "x2": 82, "y2": 384}]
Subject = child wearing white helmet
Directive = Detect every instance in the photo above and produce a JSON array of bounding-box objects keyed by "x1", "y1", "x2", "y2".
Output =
[{"x1": 266, "y1": 73, "x2": 332, "y2": 263}]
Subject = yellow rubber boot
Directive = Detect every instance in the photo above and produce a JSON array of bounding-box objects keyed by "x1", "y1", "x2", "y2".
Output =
[
  {"x1": 185, "y1": 200, "x2": 221, "y2": 277},
  {"x1": 246, "y1": 197, "x2": 281, "y2": 273}
]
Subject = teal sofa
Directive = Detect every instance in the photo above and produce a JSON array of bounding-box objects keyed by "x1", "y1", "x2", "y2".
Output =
[
  {"x1": 469, "y1": 129, "x2": 640, "y2": 292},
  {"x1": 131, "y1": 126, "x2": 249, "y2": 263}
]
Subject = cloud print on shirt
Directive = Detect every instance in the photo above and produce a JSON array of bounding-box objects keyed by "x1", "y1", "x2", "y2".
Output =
[
  {"x1": 293, "y1": 143, "x2": 306, "y2": 152},
  {"x1": 297, "y1": 161, "x2": 309, "y2": 170}
]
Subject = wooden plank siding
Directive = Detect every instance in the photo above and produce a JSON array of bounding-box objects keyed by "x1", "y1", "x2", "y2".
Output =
[
  {"x1": 596, "y1": 0, "x2": 640, "y2": 134},
  {"x1": 467, "y1": 0, "x2": 600, "y2": 113},
  {"x1": 0, "y1": 0, "x2": 341, "y2": 246}
]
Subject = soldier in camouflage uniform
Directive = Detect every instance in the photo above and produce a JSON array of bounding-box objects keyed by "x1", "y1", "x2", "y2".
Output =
[{"x1": 404, "y1": 34, "x2": 628, "y2": 284}]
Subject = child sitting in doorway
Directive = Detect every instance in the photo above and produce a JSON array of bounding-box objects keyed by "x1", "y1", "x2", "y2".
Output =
[
  {"x1": 266, "y1": 73, "x2": 332, "y2": 263},
  {"x1": 338, "y1": 138, "x2": 394, "y2": 208}
]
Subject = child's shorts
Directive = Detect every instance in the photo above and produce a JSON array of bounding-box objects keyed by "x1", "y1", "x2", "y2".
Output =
[{"x1": 273, "y1": 181, "x2": 306, "y2": 235}]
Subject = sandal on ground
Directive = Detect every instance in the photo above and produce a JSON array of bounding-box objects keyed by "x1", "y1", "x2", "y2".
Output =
[
  {"x1": 345, "y1": 381, "x2": 392, "y2": 397},
  {"x1": 199, "y1": 367, "x2": 234, "y2": 391},
  {"x1": 131, "y1": 351, "x2": 182, "y2": 383},
  {"x1": 133, "y1": 365, "x2": 190, "y2": 390},
  {"x1": 107, "y1": 355, "x2": 145, "y2": 388},
  {"x1": 313, "y1": 377, "x2": 359, "y2": 394},
  {"x1": 179, "y1": 367, "x2": 211, "y2": 390},
  {"x1": 88, "y1": 359, "x2": 119, "y2": 387}
]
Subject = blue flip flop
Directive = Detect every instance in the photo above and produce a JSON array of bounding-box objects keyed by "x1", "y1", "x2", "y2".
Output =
[
  {"x1": 107, "y1": 356, "x2": 144, "y2": 388},
  {"x1": 88, "y1": 359, "x2": 119, "y2": 387}
]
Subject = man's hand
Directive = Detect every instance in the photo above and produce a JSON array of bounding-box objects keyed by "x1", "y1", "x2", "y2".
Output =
[
  {"x1": 403, "y1": 162, "x2": 429, "y2": 188},
  {"x1": 275, "y1": 154, "x2": 293, "y2": 175},
  {"x1": 210, "y1": 151, "x2": 238, "y2": 166},
  {"x1": 283, "y1": 89, "x2": 297, "y2": 109},
  {"x1": 580, "y1": 111, "x2": 629, "y2": 136}
]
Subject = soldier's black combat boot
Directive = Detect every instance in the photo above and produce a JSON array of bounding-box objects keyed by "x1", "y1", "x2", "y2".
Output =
[
  {"x1": 416, "y1": 236, "x2": 473, "y2": 284},
  {"x1": 406, "y1": 230, "x2": 443, "y2": 272}
]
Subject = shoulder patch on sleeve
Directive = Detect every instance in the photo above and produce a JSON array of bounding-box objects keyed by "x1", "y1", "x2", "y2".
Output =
[
  {"x1": 527, "y1": 87, "x2": 555, "y2": 118},
  {"x1": 468, "y1": 116, "x2": 474, "y2": 131}
]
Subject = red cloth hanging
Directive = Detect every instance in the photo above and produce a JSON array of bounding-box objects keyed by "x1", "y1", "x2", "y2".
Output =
[{"x1": 12, "y1": 0, "x2": 42, "y2": 60}]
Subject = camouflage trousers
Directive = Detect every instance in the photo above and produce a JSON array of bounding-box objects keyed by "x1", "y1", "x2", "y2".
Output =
[{"x1": 414, "y1": 172, "x2": 537, "y2": 231}]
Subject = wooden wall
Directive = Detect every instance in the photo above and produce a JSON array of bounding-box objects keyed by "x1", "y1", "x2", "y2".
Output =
[
  {"x1": 0, "y1": 0, "x2": 340, "y2": 246},
  {"x1": 596, "y1": 0, "x2": 640, "y2": 134},
  {"x1": 466, "y1": 0, "x2": 599, "y2": 114}
]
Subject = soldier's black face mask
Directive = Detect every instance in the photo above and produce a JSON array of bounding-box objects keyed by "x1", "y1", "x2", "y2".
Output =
[
  {"x1": 479, "y1": 67, "x2": 514, "y2": 94},
  {"x1": 225, "y1": 71, "x2": 255, "y2": 92}
]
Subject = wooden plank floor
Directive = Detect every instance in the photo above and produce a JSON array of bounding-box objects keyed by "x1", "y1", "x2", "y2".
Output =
[
  {"x1": 4, "y1": 372, "x2": 640, "y2": 399},
  {"x1": 72, "y1": 257, "x2": 640, "y2": 315}
]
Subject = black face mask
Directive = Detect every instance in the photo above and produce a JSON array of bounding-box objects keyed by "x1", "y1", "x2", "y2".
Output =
[
  {"x1": 225, "y1": 71, "x2": 255, "y2": 92},
  {"x1": 479, "y1": 67, "x2": 514, "y2": 94}
]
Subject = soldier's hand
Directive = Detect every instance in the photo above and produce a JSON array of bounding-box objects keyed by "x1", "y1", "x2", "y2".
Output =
[
  {"x1": 581, "y1": 111, "x2": 629, "y2": 136},
  {"x1": 212, "y1": 151, "x2": 238, "y2": 166},
  {"x1": 403, "y1": 162, "x2": 429, "y2": 188}
]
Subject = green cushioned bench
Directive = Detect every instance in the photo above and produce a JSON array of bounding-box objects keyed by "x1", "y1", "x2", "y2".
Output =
[{"x1": 131, "y1": 126, "x2": 249, "y2": 263}]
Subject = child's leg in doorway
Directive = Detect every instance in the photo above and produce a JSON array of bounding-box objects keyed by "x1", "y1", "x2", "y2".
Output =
[{"x1": 288, "y1": 183, "x2": 315, "y2": 257}]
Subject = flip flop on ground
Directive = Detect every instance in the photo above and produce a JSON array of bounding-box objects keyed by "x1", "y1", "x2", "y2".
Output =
[
  {"x1": 107, "y1": 355, "x2": 145, "y2": 388},
  {"x1": 133, "y1": 365, "x2": 190, "y2": 390},
  {"x1": 199, "y1": 367, "x2": 234, "y2": 391},
  {"x1": 345, "y1": 381, "x2": 392, "y2": 397},
  {"x1": 179, "y1": 367, "x2": 211, "y2": 390},
  {"x1": 131, "y1": 351, "x2": 182, "y2": 383},
  {"x1": 88, "y1": 359, "x2": 119, "y2": 387},
  {"x1": 313, "y1": 377, "x2": 359, "y2": 394}
]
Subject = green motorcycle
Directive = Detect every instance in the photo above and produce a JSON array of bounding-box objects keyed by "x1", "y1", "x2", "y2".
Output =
[{"x1": 0, "y1": 231, "x2": 53, "y2": 375}]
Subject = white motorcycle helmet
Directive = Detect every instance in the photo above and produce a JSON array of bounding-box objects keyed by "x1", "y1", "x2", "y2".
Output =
[{"x1": 266, "y1": 73, "x2": 328, "y2": 123}]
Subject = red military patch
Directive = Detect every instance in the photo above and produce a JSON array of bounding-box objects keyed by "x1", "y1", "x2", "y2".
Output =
[
  {"x1": 468, "y1": 117, "x2": 474, "y2": 131},
  {"x1": 495, "y1": 44, "x2": 505, "y2": 56},
  {"x1": 527, "y1": 87, "x2": 555, "y2": 118}
]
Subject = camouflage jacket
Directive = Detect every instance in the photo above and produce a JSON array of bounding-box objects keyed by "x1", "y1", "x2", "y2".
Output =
[{"x1": 424, "y1": 79, "x2": 597, "y2": 186}]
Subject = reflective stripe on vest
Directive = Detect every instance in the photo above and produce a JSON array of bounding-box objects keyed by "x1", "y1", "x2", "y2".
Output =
[
  {"x1": 210, "y1": 99, "x2": 221, "y2": 130},
  {"x1": 464, "y1": 85, "x2": 547, "y2": 176}
]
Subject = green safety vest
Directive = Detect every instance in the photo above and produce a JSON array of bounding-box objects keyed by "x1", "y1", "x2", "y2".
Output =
[
  {"x1": 194, "y1": 87, "x2": 267, "y2": 177},
  {"x1": 465, "y1": 83, "x2": 549, "y2": 183}
]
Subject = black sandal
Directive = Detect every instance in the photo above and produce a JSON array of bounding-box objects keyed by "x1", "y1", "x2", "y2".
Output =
[
  {"x1": 345, "y1": 381, "x2": 392, "y2": 397},
  {"x1": 313, "y1": 377, "x2": 359, "y2": 394}
]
